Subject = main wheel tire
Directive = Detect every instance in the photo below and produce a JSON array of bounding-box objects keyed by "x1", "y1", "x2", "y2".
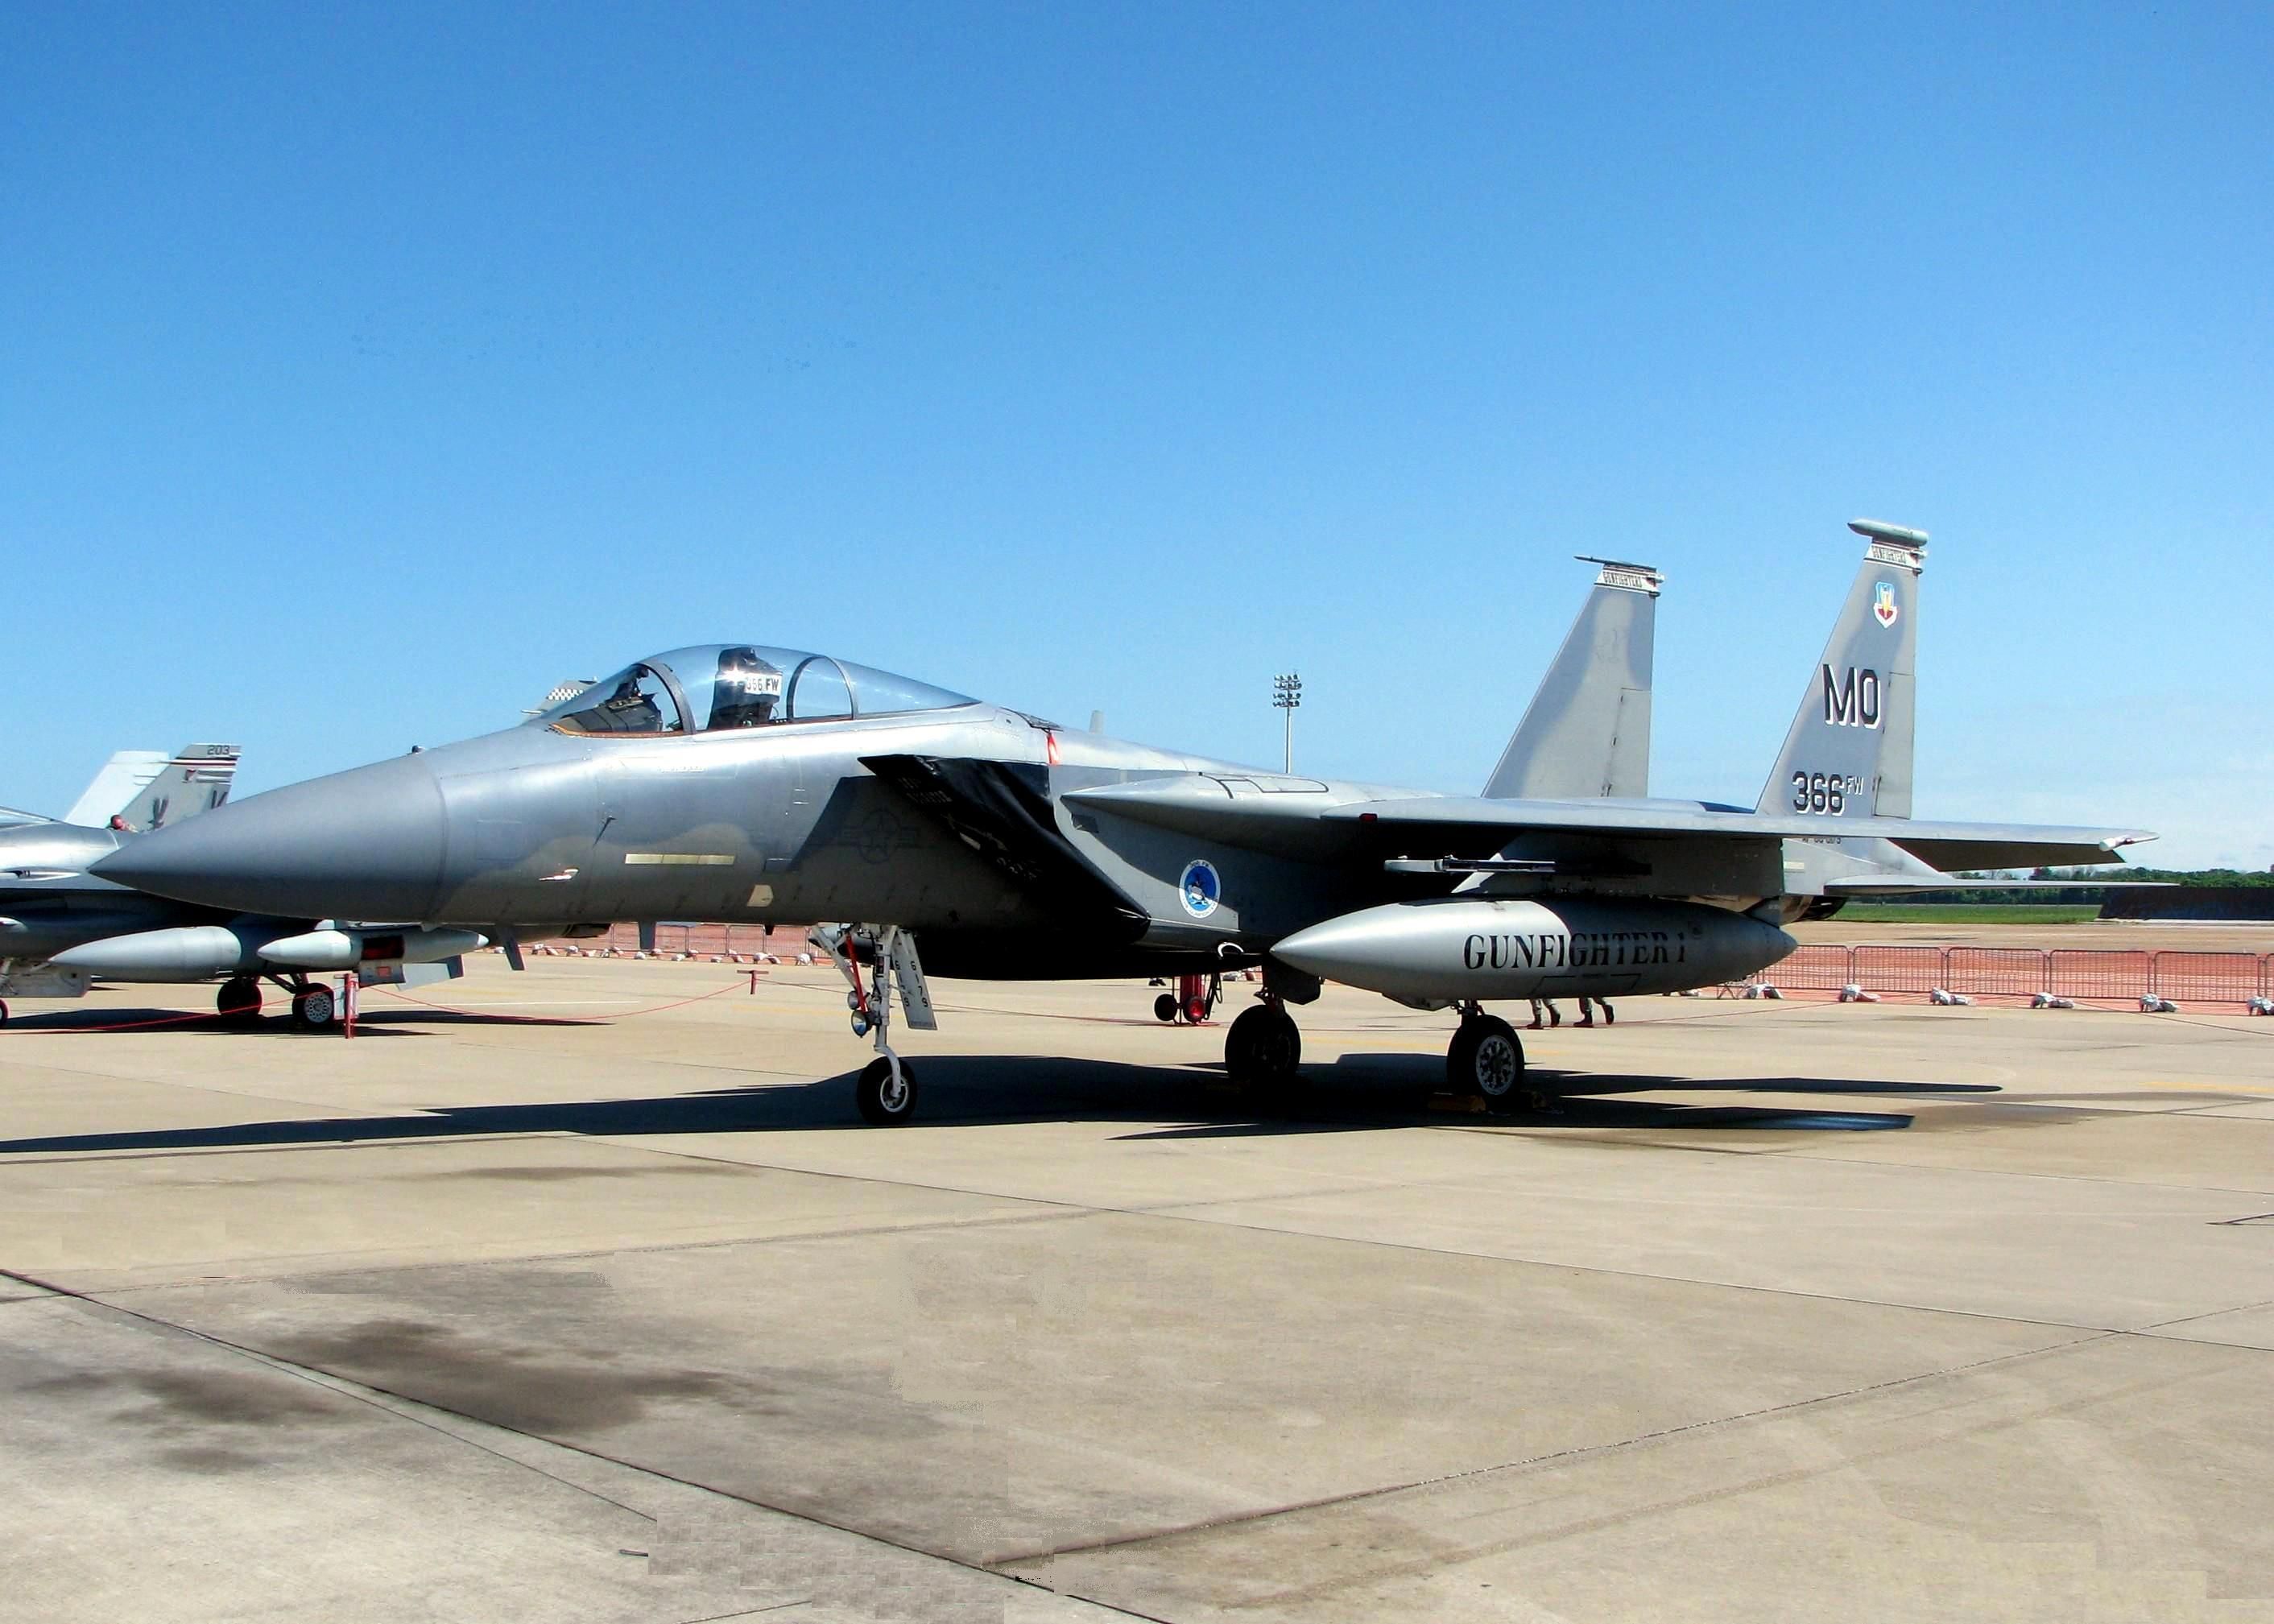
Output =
[
  {"x1": 1449, "y1": 1016, "x2": 1528, "y2": 1114},
  {"x1": 1225, "y1": 1006, "x2": 1301, "y2": 1089},
  {"x1": 1155, "y1": 993, "x2": 1179, "y2": 1023},
  {"x1": 291, "y1": 986, "x2": 337, "y2": 1031},
  {"x1": 855, "y1": 1056, "x2": 918, "y2": 1126},
  {"x1": 217, "y1": 976, "x2": 263, "y2": 1026}
]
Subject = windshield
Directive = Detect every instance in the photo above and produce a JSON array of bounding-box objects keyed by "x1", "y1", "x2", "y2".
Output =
[
  {"x1": 537, "y1": 645, "x2": 975, "y2": 734},
  {"x1": 544, "y1": 664, "x2": 684, "y2": 735}
]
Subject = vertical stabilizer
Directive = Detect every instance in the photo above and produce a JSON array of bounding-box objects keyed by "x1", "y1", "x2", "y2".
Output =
[
  {"x1": 1756, "y1": 520, "x2": 1926, "y2": 819},
  {"x1": 106, "y1": 743, "x2": 242, "y2": 831},
  {"x1": 63, "y1": 751, "x2": 169, "y2": 828},
  {"x1": 1483, "y1": 557, "x2": 1661, "y2": 799}
]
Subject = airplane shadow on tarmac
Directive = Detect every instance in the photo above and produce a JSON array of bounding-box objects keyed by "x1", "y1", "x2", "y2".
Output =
[
  {"x1": 0, "y1": 1044, "x2": 1999, "y2": 1157},
  {"x1": 0, "y1": 1006, "x2": 595, "y2": 1034}
]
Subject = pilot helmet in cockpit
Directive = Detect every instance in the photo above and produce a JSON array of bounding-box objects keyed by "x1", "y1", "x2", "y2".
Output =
[{"x1": 710, "y1": 647, "x2": 786, "y2": 729}]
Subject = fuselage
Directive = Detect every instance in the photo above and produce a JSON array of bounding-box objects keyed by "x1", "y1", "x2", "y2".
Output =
[
  {"x1": 89, "y1": 699, "x2": 1423, "y2": 977},
  {"x1": 89, "y1": 643, "x2": 1803, "y2": 989}
]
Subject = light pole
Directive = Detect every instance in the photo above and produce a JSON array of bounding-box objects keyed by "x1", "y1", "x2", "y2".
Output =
[{"x1": 1272, "y1": 672, "x2": 1302, "y2": 774}]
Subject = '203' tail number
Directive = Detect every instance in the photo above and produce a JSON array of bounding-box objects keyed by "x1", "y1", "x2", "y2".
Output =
[{"x1": 1791, "y1": 771, "x2": 1864, "y2": 814}]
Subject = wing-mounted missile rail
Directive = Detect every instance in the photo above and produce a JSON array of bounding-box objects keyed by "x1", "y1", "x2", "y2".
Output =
[
  {"x1": 1383, "y1": 857, "x2": 1559, "y2": 877},
  {"x1": 808, "y1": 924, "x2": 937, "y2": 1126}
]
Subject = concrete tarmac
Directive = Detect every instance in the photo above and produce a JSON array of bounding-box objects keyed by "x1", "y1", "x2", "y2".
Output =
[{"x1": 2, "y1": 955, "x2": 2272, "y2": 1622}]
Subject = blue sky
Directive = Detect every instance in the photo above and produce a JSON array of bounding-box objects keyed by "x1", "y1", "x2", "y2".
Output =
[{"x1": 6, "y1": 3, "x2": 2267, "y2": 866}]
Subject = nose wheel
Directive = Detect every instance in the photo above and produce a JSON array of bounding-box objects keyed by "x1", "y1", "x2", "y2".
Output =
[
  {"x1": 856, "y1": 1055, "x2": 919, "y2": 1126},
  {"x1": 814, "y1": 924, "x2": 936, "y2": 1126}
]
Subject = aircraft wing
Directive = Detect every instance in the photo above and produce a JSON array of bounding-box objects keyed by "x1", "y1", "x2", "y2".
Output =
[
  {"x1": 1821, "y1": 876, "x2": 2174, "y2": 896},
  {"x1": 1062, "y1": 778, "x2": 2153, "y2": 871}
]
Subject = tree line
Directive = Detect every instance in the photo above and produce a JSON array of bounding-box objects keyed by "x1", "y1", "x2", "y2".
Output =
[{"x1": 1928, "y1": 866, "x2": 2274, "y2": 905}]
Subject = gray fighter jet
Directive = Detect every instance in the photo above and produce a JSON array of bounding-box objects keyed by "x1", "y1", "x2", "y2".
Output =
[
  {"x1": 2, "y1": 743, "x2": 242, "y2": 1020},
  {"x1": 95, "y1": 564, "x2": 2152, "y2": 1121},
  {"x1": 0, "y1": 742, "x2": 476, "y2": 1028}
]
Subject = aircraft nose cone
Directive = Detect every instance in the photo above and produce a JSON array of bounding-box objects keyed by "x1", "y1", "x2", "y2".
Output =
[{"x1": 92, "y1": 754, "x2": 448, "y2": 920}]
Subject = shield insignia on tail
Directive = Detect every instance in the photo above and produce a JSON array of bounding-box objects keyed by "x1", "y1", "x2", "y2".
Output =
[{"x1": 1872, "y1": 581, "x2": 1899, "y2": 628}]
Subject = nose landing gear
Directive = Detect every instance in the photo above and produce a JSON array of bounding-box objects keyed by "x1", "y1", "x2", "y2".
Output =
[{"x1": 813, "y1": 924, "x2": 936, "y2": 1126}]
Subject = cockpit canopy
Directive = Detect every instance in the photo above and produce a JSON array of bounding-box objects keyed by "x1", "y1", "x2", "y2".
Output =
[{"x1": 537, "y1": 645, "x2": 976, "y2": 737}]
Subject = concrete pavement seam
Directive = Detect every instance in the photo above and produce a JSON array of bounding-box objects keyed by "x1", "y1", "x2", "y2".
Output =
[
  {"x1": 989, "y1": 1330, "x2": 2128, "y2": 1571},
  {"x1": 0, "y1": 1262, "x2": 1169, "y2": 1622}
]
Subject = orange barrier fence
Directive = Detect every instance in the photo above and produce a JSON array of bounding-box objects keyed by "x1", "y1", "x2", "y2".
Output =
[
  {"x1": 529, "y1": 928, "x2": 2272, "y2": 1009},
  {"x1": 531, "y1": 923, "x2": 796, "y2": 961},
  {"x1": 1770, "y1": 944, "x2": 2272, "y2": 1007}
]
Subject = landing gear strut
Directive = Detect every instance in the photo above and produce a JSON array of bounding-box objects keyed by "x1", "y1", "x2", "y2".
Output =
[
  {"x1": 1447, "y1": 1003, "x2": 1549, "y2": 1114},
  {"x1": 813, "y1": 924, "x2": 936, "y2": 1126}
]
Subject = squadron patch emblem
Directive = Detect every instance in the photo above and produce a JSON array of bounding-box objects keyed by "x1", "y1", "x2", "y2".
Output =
[
  {"x1": 1872, "y1": 581, "x2": 1899, "y2": 628},
  {"x1": 1179, "y1": 859, "x2": 1222, "y2": 919}
]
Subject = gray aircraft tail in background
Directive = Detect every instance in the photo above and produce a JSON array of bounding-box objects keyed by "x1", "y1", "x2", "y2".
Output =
[
  {"x1": 1483, "y1": 557, "x2": 1662, "y2": 800},
  {"x1": 0, "y1": 740, "x2": 449, "y2": 1027},
  {"x1": 59, "y1": 742, "x2": 241, "y2": 831}
]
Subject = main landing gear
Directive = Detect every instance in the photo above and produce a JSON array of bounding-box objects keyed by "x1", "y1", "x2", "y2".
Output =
[
  {"x1": 216, "y1": 975, "x2": 263, "y2": 1027},
  {"x1": 1446, "y1": 1003, "x2": 1553, "y2": 1114},
  {"x1": 812, "y1": 924, "x2": 937, "y2": 1126},
  {"x1": 288, "y1": 982, "x2": 338, "y2": 1031},
  {"x1": 215, "y1": 973, "x2": 340, "y2": 1032},
  {"x1": 1223, "y1": 1001, "x2": 1301, "y2": 1089},
  {"x1": 1222, "y1": 964, "x2": 1319, "y2": 1098}
]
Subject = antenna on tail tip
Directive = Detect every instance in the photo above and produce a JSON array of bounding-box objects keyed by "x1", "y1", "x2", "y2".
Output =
[
  {"x1": 1573, "y1": 556, "x2": 1664, "y2": 595},
  {"x1": 1848, "y1": 519, "x2": 1929, "y2": 548}
]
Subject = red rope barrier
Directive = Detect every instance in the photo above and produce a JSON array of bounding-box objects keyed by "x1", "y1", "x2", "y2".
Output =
[{"x1": 362, "y1": 977, "x2": 753, "y2": 1024}]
